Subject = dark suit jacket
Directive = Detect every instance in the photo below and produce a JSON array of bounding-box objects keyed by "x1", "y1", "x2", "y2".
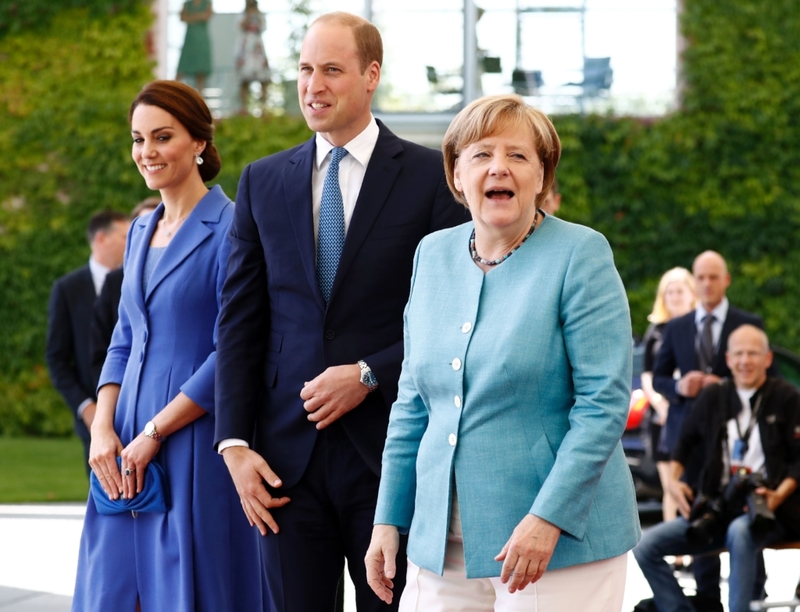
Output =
[
  {"x1": 90, "y1": 267, "x2": 123, "y2": 389},
  {"x1": 215, "y1": 121, "x2": 469, "y2": 488},
  {"x1": 45, "y1": 264, "x2": 96, "y2": 448}
]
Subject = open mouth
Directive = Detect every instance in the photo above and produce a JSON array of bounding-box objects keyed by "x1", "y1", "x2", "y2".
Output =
[
  {"x1": 145, "y1": 164, "x2": 166, "y2": 172},
  {"x1": 486, "y1": 189, "x2": 514, "y2": 200},
  {"x1": 309, "y1": 102, "x2": 329, "y2": 110}
]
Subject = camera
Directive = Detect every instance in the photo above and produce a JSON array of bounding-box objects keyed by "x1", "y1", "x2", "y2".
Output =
[
  {"x1": 686, "y1": 494, "x2": 726, "y2": 547},
  {"x1": 685, "y1": 469, "x2": 776, "y2": 546},
  {"x1": 725, "y1": 468, "x2": 776, "y2": 535}
]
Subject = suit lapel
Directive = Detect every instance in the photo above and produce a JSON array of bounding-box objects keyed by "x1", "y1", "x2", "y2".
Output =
[
  {"x1": 144, "y1": 187, "x2": 223, "y2": 303},
  {"x1": 283, "y1": 138, "x2": 324, "y2": 308},
  {"x1": 329, "y1": 122, "x2": 403, "y2": 303},
  {"x1": 127, "y1": 208, "x2": 160, "y2": 317}
]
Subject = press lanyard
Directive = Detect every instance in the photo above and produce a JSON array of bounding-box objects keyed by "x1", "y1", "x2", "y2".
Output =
[{"x1": 732, "y1": 392, "x2": 762, "y2": 461}]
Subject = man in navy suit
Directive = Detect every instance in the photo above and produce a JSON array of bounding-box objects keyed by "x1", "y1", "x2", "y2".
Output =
[
  {"x1": 653, "y1": 250, "x2": 767, "y2": 610},
  {"x1": 45, "y1": 209, "x2": 129, "y2": 475},
  {"x1": 214, "y1": 11, "x2": 467, "y2": 612}
]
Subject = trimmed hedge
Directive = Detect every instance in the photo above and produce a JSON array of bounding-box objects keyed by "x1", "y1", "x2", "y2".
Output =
[{"x1": 1, "y1": 0, "x2": 799, "y2": 435}]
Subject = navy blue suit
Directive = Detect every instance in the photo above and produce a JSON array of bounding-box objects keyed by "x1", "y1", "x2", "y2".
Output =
[{"x1": 215, "y1": 121, "x2": 468, "y2": 611}]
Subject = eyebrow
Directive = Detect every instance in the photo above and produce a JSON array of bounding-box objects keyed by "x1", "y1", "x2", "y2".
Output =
[{"x1": 131, "y1": 126, "x2": 173, "y2": 135}]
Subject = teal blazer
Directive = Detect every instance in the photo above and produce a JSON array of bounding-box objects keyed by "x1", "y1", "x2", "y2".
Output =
[{"x1": 374, "y1": 215, "x2": 641, "y2": 578}]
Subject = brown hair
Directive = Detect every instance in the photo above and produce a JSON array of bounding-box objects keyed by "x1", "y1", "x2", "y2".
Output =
[
  {"x1": 311, "y1": 12, "x2": 383, "y2": 72},
  {"x1": 442, "y1": 94, "x2": 561, "y2": 207},
  {"x1": 130, "y1": 196, "x2": 161, "y2": 219},
  {"x1": 129, "y1": 80, "x2": 221, "y2": 182}
]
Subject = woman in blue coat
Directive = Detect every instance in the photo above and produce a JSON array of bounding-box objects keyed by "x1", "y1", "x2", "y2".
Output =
[
  {"x1": 365, "y1": 95, "x2": 640, "y2": 610},
  {"x1": 73, "y1": 81, "x2": 266, "y2": 611}
]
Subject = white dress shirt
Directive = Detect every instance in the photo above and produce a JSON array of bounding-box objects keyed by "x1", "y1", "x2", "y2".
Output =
[
  {"x1": 694, "y1": 297, "x2": 729, "y2": 355},
  {"x1": 219, "y1": 118, "x2": 380, "y2": 454},
  {"x1": 88, "y1": 257, "x2": 112, "y2": 296}
]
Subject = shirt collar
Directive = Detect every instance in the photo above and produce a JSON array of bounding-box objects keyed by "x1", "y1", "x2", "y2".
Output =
[
  {"x1": 88, "y1": 256, "x2": 111, "y2": 279},
  {"x1": 314, "y1": 116, "x2": 379, "y2": 170},
  {"x1": 695, "y1": 296, "x2": 729, "y2": 326}
]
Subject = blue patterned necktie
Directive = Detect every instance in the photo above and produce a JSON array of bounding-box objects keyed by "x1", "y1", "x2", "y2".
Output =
[{"x1": 317, "y1": 146, "x2": 348, "y2": 302}]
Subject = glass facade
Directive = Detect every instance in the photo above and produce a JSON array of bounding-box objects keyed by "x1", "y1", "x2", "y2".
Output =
[{"x1": 165, "y1": 0, "x2": 677, "y2": 118}]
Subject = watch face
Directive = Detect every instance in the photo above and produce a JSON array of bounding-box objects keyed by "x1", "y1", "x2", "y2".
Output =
[{"x1": 145, "y1": 422, "x2": 155, "y2": 436}]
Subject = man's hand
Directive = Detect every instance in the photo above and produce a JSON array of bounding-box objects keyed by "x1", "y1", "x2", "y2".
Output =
[
  {"x1": 221, "y1": 446, "x2": 290, "y2": 536},
  {"x1": 677, "y1": 371, "x2": 706, "y2": 398},
  {"x1": 495, "y1": 514, "x2": 561, "y2": 593},
  {"x1": 365, "y1": 524, "x2": 400, "y2": 604},
  {"x1": 701, "y1": 373, "x2": 722, "y2": 388},
  {"x1": 300, "y1": 364, "x2": 368, "y2": 430},
  {"x1": 81, "y1": 402, "x2": 97, "y2": 429},
  {"x1": 668, "y1": 478, "x2": 695, "y2": 519}
]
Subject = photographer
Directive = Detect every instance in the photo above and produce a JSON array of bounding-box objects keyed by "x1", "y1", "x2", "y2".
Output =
[{"x1": 634, "y1": 325, "x2": 800, "y2": 612}]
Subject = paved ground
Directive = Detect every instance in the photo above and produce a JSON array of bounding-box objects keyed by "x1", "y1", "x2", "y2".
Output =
[{"x1": 1, "y1": 503, "x2": 799, "y2": 611}]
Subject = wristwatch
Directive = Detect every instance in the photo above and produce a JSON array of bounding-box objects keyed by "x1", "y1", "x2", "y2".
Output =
[
  {"x1": 358, "y1": 360, "x2": 379, "y2": 392},
  {"x1": 144, "y1": 420, "x2": 165, "y2": 442}
]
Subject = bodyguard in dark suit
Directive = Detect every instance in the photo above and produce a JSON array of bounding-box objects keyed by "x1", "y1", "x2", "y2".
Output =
[
  {"x1": 653, "y1": 250, "x2": 767, "y2": 610},
  {"x1": 45, "y1": 210, "x2": 129, "y2": 474},
  {"x1": 215, "y1": 12, "x2": 467, "y2": 612}
]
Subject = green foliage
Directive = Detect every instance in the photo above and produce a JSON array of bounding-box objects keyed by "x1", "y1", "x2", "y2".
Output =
[
  {"x1": 0, "y1": 5, "x2": 310, "y2": 436},
  {"x1": 0, "y1": 0, "x2": 143, "y2": 38}
]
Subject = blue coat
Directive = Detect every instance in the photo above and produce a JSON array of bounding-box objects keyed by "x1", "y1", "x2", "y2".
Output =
[
  {"x1": 73, "y1": 186, "x2": 267, "y2": 611},
  {"x1": 374, "y1": 216, "x2": 641, "y2": 578}
]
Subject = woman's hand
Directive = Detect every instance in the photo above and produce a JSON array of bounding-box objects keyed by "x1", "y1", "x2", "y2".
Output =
[
  {"x1": 495, "y1": 514, "x2": 561, "y2": 593},
  {"x1": 364, "y1": 524, "x2": 400, "y2": 604},
  {"x1": 88, "y1": 425, "x2": 124, "y2": 499},
  {"x1": 120, "y1": 434, "x2": 161, "y2": 500}
]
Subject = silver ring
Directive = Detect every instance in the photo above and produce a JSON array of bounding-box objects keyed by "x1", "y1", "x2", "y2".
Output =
[{"x1": 124, "y1": 468, "x2": 132, "y2": 477}]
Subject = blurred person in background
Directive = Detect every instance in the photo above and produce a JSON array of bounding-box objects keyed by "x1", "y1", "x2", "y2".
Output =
[
  {"x1": 90, "y1": 196, "x2": 160, "y2": 387},
  {"x1": 365, "y1": 94, "x2": 640, "y2": 611},
  {"x1": 46, "y1": 209, "x2": 129, "y2": 476},
  {"x1": 236, "y1": 0, "x2": 271, "y2": 113},
  {"x1": 176, "y1": 0, "x2": 213, "y2": 92},
  {"x1": 72, "y1": 80, "x2": 266, "y2": 612},
  {"x1": 634, "y1": 325, "x2": 800, "y2": 612},
  {"x1": 641, "y1": 267, "x2": 696, "y2": 526},
  {"x1": 539, "y1": 176, "x2": 561, "y2": 215},
  {"x1": 653, "y1": 250, "x2": 770, "y2": 610}
]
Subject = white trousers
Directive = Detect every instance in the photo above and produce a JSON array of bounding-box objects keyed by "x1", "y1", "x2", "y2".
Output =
[{"x1": 399, "y1": 495, "x2": 627, "y2": 612}]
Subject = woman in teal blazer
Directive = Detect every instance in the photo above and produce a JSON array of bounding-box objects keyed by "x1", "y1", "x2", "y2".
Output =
[{"x1": 366, "y1": 95, "x2": 640, "y2": 611}]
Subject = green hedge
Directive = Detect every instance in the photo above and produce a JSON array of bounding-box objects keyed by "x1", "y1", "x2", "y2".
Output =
[{"x1": 2, "y1": 0, "x2": 799, "y2": 436}]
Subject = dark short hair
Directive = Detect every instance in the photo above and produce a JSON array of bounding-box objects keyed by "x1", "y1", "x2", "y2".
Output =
[
  {"x1": 129, "y1": 80, "x2": 221, "y2": 182},
  {"x1": 130, "y1": 196, "x2": 161, "y2": 219},
  {"x1": 87, "y1": 209, "x2": 128, "y2": 243},
  {"x1": 442, "y1": 94, "x2": 561, "y2": 208},
  {"x1": 311, "y1": 12, "x2": 383, "y2": 71}
]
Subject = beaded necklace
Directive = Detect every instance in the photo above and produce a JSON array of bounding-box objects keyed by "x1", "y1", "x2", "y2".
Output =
[{"x1": 469, "y1": 210, "x2": 540, "y2": 266}]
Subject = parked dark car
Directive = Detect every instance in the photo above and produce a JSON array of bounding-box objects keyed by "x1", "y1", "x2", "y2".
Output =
[{"x1": 622, "y1": 341, "x2": 800, "y2": 506}]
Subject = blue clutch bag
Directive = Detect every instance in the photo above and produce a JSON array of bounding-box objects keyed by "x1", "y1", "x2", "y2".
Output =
[{"x1": 90, "y1": 457, "x2": 170, "y2": 515}]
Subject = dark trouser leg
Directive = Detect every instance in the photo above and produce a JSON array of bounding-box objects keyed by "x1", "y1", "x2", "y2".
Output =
[{"x1": 693, "y1": 554, "x2": 721, "y2": 602}]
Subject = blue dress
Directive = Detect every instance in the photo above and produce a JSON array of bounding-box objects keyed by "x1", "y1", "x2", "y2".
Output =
[{"x1": 73, "y1": 186, "x2": 268, "y2": 611}]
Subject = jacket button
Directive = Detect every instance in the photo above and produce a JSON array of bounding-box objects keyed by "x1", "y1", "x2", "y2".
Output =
[
  {"x1": 454, "y1": 396, "x2": 461, "y2": 408},
  {"x1": 452, "y1": 358, "x2": 462, "y2": 371},
  {"x1": 461, "y1": 322, "x2": 472, "y2": 333},
  {"x1": 325, "y1": 330, "x2": 335, "y2": 340},
  {"x1": 448, "y1": 433, "x2": 457, "y2": 446}
]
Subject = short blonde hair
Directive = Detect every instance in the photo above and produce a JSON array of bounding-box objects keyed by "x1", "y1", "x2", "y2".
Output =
[
  {"x1": 442, "y1": 94, "x2": 561, "y2": 207},
  {"x1": 647, "y1": 267, "x2": 697, "y2": 324}
]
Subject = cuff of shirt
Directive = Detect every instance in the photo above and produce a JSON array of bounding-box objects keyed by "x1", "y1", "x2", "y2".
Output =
[
  {"x1": 217, "y1": 438, "x2": 250, "y2": 454},
  {"x1": 77, "y1": 398, "x2": 94, "y2": 419}
]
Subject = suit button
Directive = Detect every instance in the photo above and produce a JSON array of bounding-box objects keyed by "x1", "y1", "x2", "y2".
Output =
[
  {"x1": 139, "y1": 352, "x2": 144, "y2": 363},
  {"x1": 448, "y1": 433, "x2": 457, "y2": 446},
  {"x1": 325, "y1": 330, "x2": 335, "y2": 340},
  {"x1": 454, "y1": 396, "x2": 461, "y2": 408},
  {"x1": 461, "y1": 322, "x2": 472, "y2": 333},
  {"x1": 452, "y1": 358, "x2": 462, "y2": 371}
]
